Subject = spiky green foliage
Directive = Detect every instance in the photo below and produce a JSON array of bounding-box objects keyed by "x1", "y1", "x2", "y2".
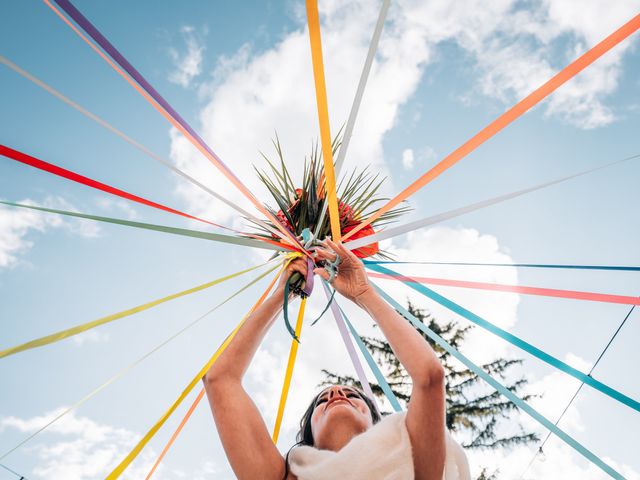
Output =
[
  {"x1": 251, "y1": 134, "x2": 411, "y2": 250},
  {"x1": 320, "y1": 301, "x2": 538, "y2": 478}
]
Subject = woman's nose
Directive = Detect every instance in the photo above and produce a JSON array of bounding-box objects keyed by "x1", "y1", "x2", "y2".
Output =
[{"x1": 328, "y1": 386, "x2": 347, "y2": 398}]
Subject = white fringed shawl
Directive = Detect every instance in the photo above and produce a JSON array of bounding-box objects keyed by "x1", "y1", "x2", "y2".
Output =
[{"x1": 289, "y1": 412, "x2": 470, "y2": 480}]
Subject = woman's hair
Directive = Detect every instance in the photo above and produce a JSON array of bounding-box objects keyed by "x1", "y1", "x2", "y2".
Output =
[
  {"x1": 296, "y1": 385, "x2": 381, "y2": 446},
  {"x1": 283, "y1": 385, "x2": 381, "y2": 479}
]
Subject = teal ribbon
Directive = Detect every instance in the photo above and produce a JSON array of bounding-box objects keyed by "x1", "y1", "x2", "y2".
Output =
[
  {"x1": 282, "y1": 278, "x2": 336, "y2": 342},
  {"x1": 364, "y1": 260, "x2": 640, "y2": 272},
  {"x1": 366, "y1": 263, "x2": 640, "y2": 413},
  {"x1": 374, "y1": 285, "x2": 623, "y2": 480},
  {"x1": 0, "y1": 201, "x2": 283, "y2": 251},
  {"x1": 336, "y1": 302, "x2": 403, "y2": 412},
  {"x1": 282, "y1": 278, "x2": 300, "y2": 343}
]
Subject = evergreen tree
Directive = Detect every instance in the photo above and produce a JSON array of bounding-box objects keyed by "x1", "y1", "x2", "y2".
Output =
[{"x1": 321, "y1": 301, "x2": 538, "y2": 476}]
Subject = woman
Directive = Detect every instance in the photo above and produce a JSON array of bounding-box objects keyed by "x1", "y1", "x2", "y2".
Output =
[{"x1": 204, "y1": 239, "x2": 470, "y2": 479}]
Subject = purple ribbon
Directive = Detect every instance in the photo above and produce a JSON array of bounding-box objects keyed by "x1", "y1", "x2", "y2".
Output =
[
  {"x1": 53, "y1": 0, "x2": 240, "y2": 183},
  {"x1": 302, "y1": 256, "x2": 315, "y2": 296}
]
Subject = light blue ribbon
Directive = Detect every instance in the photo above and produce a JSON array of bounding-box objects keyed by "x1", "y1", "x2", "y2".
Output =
[
  {"x1": 366, "y1": 263, "x2": 640, "y2": 413},
  {"x1": 374, "y1": 285, "x2": 623, "y2": 480}
]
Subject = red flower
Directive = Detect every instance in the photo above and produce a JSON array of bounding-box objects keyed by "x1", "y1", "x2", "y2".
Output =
[{"x1": 342, "y1": 223, "x2": 379, "y2": 258}]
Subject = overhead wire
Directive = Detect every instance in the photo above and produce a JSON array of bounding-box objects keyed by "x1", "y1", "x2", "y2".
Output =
[{"x1": 518, "y1": 304, "x2": 636, "y2": 479}]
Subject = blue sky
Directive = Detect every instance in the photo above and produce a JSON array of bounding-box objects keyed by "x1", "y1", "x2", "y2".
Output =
[{"x1": 1, "y1": 1, "x2": 639, "y2": 479}]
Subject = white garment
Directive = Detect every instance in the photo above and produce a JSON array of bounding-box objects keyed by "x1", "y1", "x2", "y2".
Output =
[{"x1": 288, "y1": 411, "x2": 471, "y2": 480}]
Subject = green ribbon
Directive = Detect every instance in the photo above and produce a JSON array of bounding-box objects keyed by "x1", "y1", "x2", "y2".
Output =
[{"x1": 0, "y1": 201, "x2": 283, "y2": 251}]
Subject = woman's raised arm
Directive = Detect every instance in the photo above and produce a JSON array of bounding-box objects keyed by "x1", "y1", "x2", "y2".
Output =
[
  {"x1": 203, "y1": 258, "x2": 307, "y2": 480},
  {"x1": 315, "y1": 240, "x2": 446, "y2": 480}
]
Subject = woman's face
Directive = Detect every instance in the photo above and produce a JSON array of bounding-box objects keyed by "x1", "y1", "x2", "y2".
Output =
[{"x1": 310, "y1": 385, "x2": 373, "y2": 448}]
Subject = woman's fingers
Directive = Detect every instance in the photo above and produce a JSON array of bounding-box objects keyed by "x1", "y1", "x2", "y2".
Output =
[
  {"x1": 326, "y1": 238, "x2": 356, "y2": 264},
  {"x1": 289, "y1": 258, "x2": 308, "y2": 276},
  {"x1": 313, "y1": 267, "x2": 330, "y2": 281},
  {"x1": 313, "y1": 246, "x2": 339, "y2": 263}
]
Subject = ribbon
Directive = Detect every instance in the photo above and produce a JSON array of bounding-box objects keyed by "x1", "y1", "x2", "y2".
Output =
[
  {"x1": 321, "y1": 281, "x2": 387, "y2": 411},
  {"x1": 272, "y1": 298, "x2": 307, "y2": 444},
  {"x1": 145, "y1": 388, "x2": 204, "y2": 480},
  {"x1": 46, "y1": 0, "x2": 300, "y2": 248},
  {"x1": 0, "y1": 201, "x2": 288, "y2": 252},
  {"x1": 0, "y1": 144, "x2": 229, "y2": 229},
  {"x1": 106, "y1": 266, "x2": 284, "y2": 478},
  {"x1": 346, "y1": 153, "x2": 640, "y2": 249},
  {"x1": 0, "y1": 262, "x2": 280, "y2": 461},
  {"x1": 343, "y1": 14, "x2": 640, "y2": 241},
  {"x1": 337, "y1": 302, "x2": 404, "y2": 413},
  {"x1": 144, "y1": 262, "x2": 284, "y2": 479},
  {"x1": 374, "y1": 286, "x2": 623, "y2": 480},
  {"x1": 366, "y1": 263, "x2": 640, "y2": 412},
  {"x1": 366, "y1": 271, "x2": 640, "y2": 306},
  {"x1": 313, "y1": 0, "x2": 390, "y2": 239},
  {"x1": 365, "y1": 260, "x2": 640, "y2": 272},
  {"x1": 0, "y1": 55, "x2": 282, "y2": 232},
  {"x1": 306, "y1": 0, "x2": 342, "y2": 241},
  {"x1": 0, "y1": 261, "x2": 274, "y2": 359}
]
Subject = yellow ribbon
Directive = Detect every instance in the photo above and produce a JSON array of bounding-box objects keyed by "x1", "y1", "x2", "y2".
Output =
[
  {"x1": 0, "y1": 262, "x2": 271, "y2": 359},
  {"x1": 306, "y1": 0, "x2": 342, "y2": 241},
  {"x1": 106, "y1": 254, "x2": 300, "y2": 478},
  {"x1": 272, "y1": 297, "x2": 307, "y2": 444}
]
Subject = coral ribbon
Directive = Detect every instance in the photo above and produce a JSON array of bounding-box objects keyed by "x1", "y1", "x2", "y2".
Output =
[
  {"x1": 144, "y1": 262, "x2": 284, "y2": 480},
  {"x1": 106, "y1": 264, "x2": 285, "y2": 479},
  {"x1": 366, "y1": 271, "x2": 640, "y2": 306},
  {"x1": 366, "y1": 263, "x2": 640, "y2": 413},
  {"x1": 344, "y1": 14, "x2": 640, "y2": 241},
  {"x1": 0, "y1": 263, "x2": 280, "y2": 461}
]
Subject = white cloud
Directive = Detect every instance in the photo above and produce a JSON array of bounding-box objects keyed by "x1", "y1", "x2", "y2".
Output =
[
  {"x1": 169, "y1": 0, "x2": 435, "y2": 226},
  {"x1": 0, "y1": 410, "x2": 159, "y2": 480},
  {"x1": 168, "y1": 26, "x2": 206, "y2": 88},
  {"x1": 169, "y1": 0, "x2": 638, "y2": 229},
  {"x1": 401, "y1": 148, "x2": 414, "y2": 169},
  {"x1": 459, "y1": 0, "x2": 640, "y2": 129},
  {"x1": 0, "y1": 197, "x2": 100, "y2": 270},
  {"x1": 382, "y1": 226, "x2": 520, "y2": 363}
]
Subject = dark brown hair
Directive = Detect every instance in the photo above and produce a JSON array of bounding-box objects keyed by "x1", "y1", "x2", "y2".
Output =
[{"x1": 282, "y1": 386, "x2": 382, "y2": 479}]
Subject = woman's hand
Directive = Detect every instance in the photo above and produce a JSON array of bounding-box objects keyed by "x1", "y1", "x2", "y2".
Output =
[
  {"x1": 313, "y1": 238, "x2": 375, "y2": 306},
  {"x1": 276, "y1": 256, "x2": 309, "y2": 296}
]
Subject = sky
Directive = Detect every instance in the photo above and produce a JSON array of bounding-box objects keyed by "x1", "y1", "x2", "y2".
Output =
[{"x1": 1, "y1": 0, "x2": 639, "y2": 479}]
